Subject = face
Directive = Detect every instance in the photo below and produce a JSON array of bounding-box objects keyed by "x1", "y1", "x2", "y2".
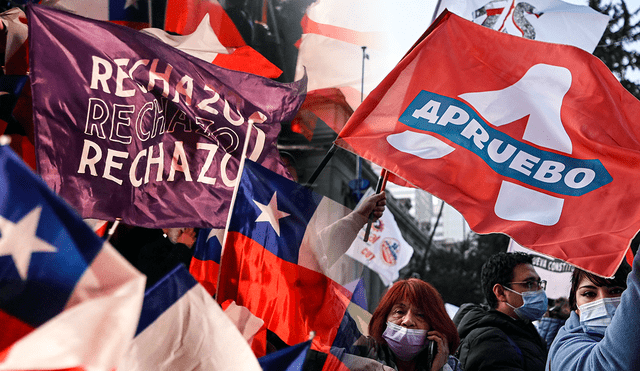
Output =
[
  {"x1": 163, "y1": 228, "x2": 182, "y2": 244},
  {"x1": 386, "y1": 300, "x2": 430, "y2": 331},
  {"x1": 504, "y1": 263, "x2": 541, "y2": 308},
  {"x1": 575, "y1": 276, "x2": 625, "y2": 316}
]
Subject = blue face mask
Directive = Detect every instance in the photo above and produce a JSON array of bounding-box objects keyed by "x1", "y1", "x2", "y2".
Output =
[
  {"x1": 382, "y1": 321, "x2": 428, "y2": 361},
  {"x1": 579, "y1": 297, "x2": 621, "y2": 335},
  {"x1": 505, "y1": 287, "x2": 548, "y2": 321}
]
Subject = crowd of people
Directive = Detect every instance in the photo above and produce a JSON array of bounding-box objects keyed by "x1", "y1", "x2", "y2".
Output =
[
  {"x1": 332, "y1": 249, "x2": 639, "y2": 371},
  {"x1": 2, "y1": 3, "x2": 639, "y2": 371},
  {"x1": 115, "y1": 181, "x2": 639, "y2": 371}
]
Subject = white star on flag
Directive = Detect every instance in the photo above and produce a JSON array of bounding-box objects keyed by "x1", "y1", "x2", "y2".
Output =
[
  {"x1": 0, "y1": 206, "x2": 57, "y2": 280},
  {"x1": 207, "y1": 228, "x2": 224, "y2": 244},
  {"x1": 254, "y1": 192, "x2": 290, "y2": 236},
  {"x1": 124, "y1": 0, "x2": 138, "y2": 10}
]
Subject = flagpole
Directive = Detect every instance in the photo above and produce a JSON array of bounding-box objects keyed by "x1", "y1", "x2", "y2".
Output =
[
  {"x1": 305, "y1": 144, "x2": 338, "y2": 188},
  {"x1": 214, "y1": 119, "x2": 255, "y2": 300},
  {"x1": 147, "y1": 0, "x2": 153, "y2": 28},
  {"x1": 430, "y1": 0, "x2": 444, "y2": 25},
  {"x1": 417, "y1": 200, "x2": 445, "y2": 269},
  {"x1": 105, "y1": 219, "x2": 120, "y2": 242},
  {"x1": 355, "y1": 46, "x2": 368, "y2": 201},
  {"x1": 363, "y1": 168, "x2": 388, "y2": 242}
]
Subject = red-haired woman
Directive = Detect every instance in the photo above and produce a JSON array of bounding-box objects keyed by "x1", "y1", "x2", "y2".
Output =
[{"x1": 351, "y1": 278, "x2": 463, "y2": 371}]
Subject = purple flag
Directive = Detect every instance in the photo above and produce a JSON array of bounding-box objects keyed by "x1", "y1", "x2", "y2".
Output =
[{"x1": 28, "y1": 5, "x2": 306, "y2": 229}]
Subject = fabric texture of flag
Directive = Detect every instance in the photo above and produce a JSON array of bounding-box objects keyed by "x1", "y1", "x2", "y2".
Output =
[
  {"x1": 28, "y1": 5, "x2": 306, "y2": 229},
  {"x1": 42, "y1": 0, "x2": 151, "y2": 29},
  {"x1": 0, "y1": 144, "x2": 145, "y2": 370},
  {"x1": 294, "y1": 0, "x2": 434, "y2": 111},
  {"x1": 0, "y1": 7, "x2": 29, "y2": 75},
  {"x1": 221, "y1": 300, "x2": 267, "y2": 357},
  {"x1": 507, "y1": 239, "x2": 573, "y2": 299},
  {"x1": 117, "y1": 264, "x2": 262, "y2": 371},
  {"x1": 335, "y1": 10, "x2": 640, "y2": 278},
  {"x1": 215, "y1": 159, "x2": 364, "y2": 352},
  {"x1": 291, "y1": 87, "x2": 354, "y2": 139},
  {"x1": 83, "y1": 218, "x2": 109, "y2": 237},
  {"x1": 143, "y1": 13, "x2": 282, "y2": 78},
  {"x1": 258, "y1": 339, "x2": 312, "y2": 371},
  {"x1": 190, "y1": 227, "x2": 223, "y2": 296},
  {"x1": 434, "y1": 0, "x2": 609, "y2": 53},
  {"x1": 346, "y1": 188, "x2": 414, "y2": 286},
  {"x1": 164, "y1": 0, "x2": 246, "y2": 46}
]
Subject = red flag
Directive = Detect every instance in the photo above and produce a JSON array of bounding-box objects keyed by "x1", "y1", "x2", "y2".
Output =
[
  {"x1": 292, "y1": 88, "x2": 354, "y2": 139},
  {"x1": 336, "y1": 11, "x2": 640, "y2": 278},
  {"x1": 165, "y1": 0, "x2": 246, "y2": 47},
  {"x1": 164, "y1": 0, "x2": 283, "y2": 79},
  {"x1": 144, "y1": 14, "x2": 282, "y2": 78}
]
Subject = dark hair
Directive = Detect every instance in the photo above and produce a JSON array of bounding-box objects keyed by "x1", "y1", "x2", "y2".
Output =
[
  {"x1": 568, "y1": 261, "x2": 631, "y2": 310},
  {"x1": 481, "y1": 252, "x2": 533, "y2": 308},
  {"x1": 369, "y1": 278, "x2": 459, "y2": 352}
]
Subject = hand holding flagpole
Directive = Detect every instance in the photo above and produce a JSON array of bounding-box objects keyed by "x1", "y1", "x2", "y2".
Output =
[{"x1": 364, "y1": 169, "x2": 389, "y2": 242}]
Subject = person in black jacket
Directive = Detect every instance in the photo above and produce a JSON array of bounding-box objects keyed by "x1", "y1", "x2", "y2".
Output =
[{"x1": 453, "y1": 252, "x2": 548, "y2": 371}]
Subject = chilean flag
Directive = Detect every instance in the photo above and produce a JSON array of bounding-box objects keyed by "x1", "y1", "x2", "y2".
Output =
[
  {"x1": 215, "y1": 160, "x2": 363, "y2": 354},
  {"x1": 336, "y1": 11, "x2": 640, "y2": 278},
  {"x1": 143, "y1": 14, "x2": 282, "y2": 78},
  {"x1": 190, "y1": 227, "x2": 223, "y2": 296},
  {"x1": 44, "y1": 0, "x2": 151, "y2": 29},
  {"x1": 117, "y1": 265, "x2": 262, "y2": 371},
  {"x1": 0, "y1": 144, "x2": 145, "y2": 370},
  {"x1": 164, "y1": 0, "x2": 245, "y2": 46}
]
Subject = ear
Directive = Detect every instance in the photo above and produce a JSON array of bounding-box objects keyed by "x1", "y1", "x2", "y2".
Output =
[{"x1": 493, "y1": 283, "x2": 507, "y2": 303}]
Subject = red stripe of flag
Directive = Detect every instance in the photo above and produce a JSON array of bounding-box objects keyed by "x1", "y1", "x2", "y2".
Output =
[
  {"x1": 165, "y1": 0, "x2": 246, "y2": 46},
  {"x1": 217, "y1": 232, "x2": 352, "y2": 348}
]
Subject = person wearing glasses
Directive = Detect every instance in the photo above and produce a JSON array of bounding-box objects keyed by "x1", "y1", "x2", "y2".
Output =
[
  {"x1": 546, "y1": 254, "x2": 637, "y2": 370},
  {"x1": 453, "y1": 252, "x2": 548, "y2": 371}
]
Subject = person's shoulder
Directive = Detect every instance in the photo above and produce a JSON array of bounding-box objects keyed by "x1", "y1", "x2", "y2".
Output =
[
  {"x1": 456, "y1": 304, "x2": 499, "y2": 337},
  {"x1": 453, "y1": 303, "x2": 482, "y2": 326}
]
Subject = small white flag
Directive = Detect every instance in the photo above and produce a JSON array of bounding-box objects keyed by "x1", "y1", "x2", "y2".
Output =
[
  {"x1": 346, "y1": 189, "x2": 414, "y2": 286},
  {"x1": 434, "y1": 0, "x2": 609, "y2": 53}
]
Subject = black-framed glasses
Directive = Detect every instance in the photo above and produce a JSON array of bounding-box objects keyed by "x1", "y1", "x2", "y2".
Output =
[{"x1": 507, "y1": 280, "x2": 547, "y2": 291}]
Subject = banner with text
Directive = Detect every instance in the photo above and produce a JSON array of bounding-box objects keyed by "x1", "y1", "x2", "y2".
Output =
[
  {"x1": 28, "y1": 5, "x2": 306, "y2": 229},
  {"x1": 507, "y1": 239, "x2": 573, "y2": 299}
]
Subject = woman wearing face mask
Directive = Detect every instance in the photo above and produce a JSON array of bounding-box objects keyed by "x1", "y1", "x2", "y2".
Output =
[
  {"x1": 546, "y1": 252, "x2": 638, "y2": 370},
  {"x1": 350, "y1": 278, "x2": 462, "y2": 371}
]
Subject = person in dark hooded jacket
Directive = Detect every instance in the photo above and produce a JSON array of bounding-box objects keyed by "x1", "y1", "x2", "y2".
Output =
[{"x1": 453, "y1": 252, "x2": 547, "y2": 371}]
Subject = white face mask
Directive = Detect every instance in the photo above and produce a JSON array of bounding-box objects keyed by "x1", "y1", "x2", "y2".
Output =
[
  {"x1": 382, "y1": 321, "x2": 428, "y2": 361},
  {"x1": 578, "y1": 297, "x2": 622, "y2": 335}
]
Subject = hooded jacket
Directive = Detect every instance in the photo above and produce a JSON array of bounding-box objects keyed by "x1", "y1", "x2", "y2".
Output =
[
  {"x1": 454, "y1": 304, "x2": 546, "y2": 371},
  {"x1": 546, "y1": 251, "x2": 640, "y2": 371}
]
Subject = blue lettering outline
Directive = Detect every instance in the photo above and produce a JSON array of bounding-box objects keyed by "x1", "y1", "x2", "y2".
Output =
[{"x1": 398, "y1": 91, "x2": 612, "y2": 197}]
